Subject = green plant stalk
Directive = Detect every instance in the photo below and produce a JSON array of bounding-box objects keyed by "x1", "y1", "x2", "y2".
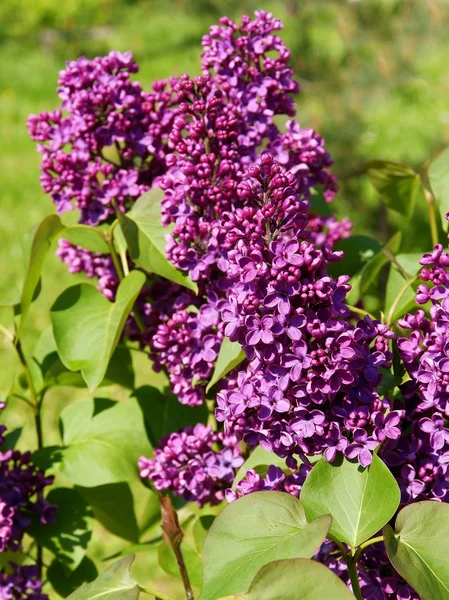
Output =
[
  {"x1": 425, "y1": 188, "x2": 439, "y2": 248},
  {"x1": 386, "y1": 274, "x2": 418, "y2": 327},
  {"x1": 346, "y1": 305, "x2": 377, "y2": 321},
  {"x1": 108, "y1": 213, "x2": 147, "y2": 334},
  {"x1": 346, "y1": 553, "x2": 362, "y2": 600},
  {"x1": 354, "y1": 535, "x2": 384, "y2": 562},
  {"x1": 15, "y1": 338, "x2": 45, "y2": 578}
]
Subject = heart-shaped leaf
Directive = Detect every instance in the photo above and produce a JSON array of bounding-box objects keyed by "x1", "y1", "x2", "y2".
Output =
[
  {"x1": 301, "y1": 454, "x2": 400, "y2": 548},
  {"x1": 206, "y1": 338, "x2": 245, "y2": 393},
  {"x1": 384, "y1": 501, "x2": 449, "y2": 600},
  {"x1": 66, "y1": 555, "x2": 139, "y2": 600},
  {"x1": 199, "y1": 491, "x2": 331, "y2": 600},
  {"x1": 60, "y1": 397, "x2": 152, "y2": 487},
  {"x1": 51, "y1": 270, "x2": 145, "y2": 390},
  {"x1": 219, "y1": 558, "x2": 355, "y2": 600}
]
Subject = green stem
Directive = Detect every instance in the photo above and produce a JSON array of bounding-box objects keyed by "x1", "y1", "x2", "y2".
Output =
[
  {"x1": 346, "y1": 554, "x2": 362, "y2": 600},
  {"x1": 346, "y1": 305, "x2": 377, "y2": 322},
  {"x1": 386, "y1": 274, "x2": 418, "y2": 327},
  {"x1": 107, "y1": 221, "x2": 125, "y2": 281},
  {"x1": 108, "y1": 218, "x2": 147, "y2": 335},
  {"x1": 0, "y1": 323, "x2": 14, "y2": 343},
  {"x1": 11, "y1": 393, "x2": 35, "y2": 410},
  {"x1": 353, "y1": 535, "x2": 384, "y2": 562},
  {"x1": 15, "y1": 340, "x2": 38, "y2": 406},
  {"x1": 425, "y1": 188, "x2": 439, "y2": 247},
  {"x1": 139, "y1": 586, "x2": 173, "y2": 600}
]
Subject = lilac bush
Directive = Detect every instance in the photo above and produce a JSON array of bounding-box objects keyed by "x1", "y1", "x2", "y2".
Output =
[{"x1": 2, "y1": 8, "x2": 448, "y2": 600}]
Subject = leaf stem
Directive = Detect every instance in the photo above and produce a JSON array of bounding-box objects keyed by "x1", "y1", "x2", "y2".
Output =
[
  {"x1": 15, "y1": 340, "x2": 38, "y2": 407},
  {"x1": 139, "y1": 586, "x2": 173, "y2": 600},
  {"x1": 425, "y1": 188, "x2": 439, "y2": 247},
  {"x1": 108, "y1": 217, "x2": 147, "y2": 335},
  {"x1": 386, "y1": 274, "x2": 418, "y2": 327},
  {"x1": 346, "y1": 553, "x2": 362, "y2": 600},
  {"x1": 346, "y1": 305, "x2": 377, "y2": 322},
  {"x1": 353, "y1": 535, "x2": 384, "y2": 562},
  {"x1": 0, "y1": 323, "x2": 14, "y2": 343}
]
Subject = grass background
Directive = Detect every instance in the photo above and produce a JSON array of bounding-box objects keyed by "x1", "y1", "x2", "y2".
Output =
[{"x1": 1, "y1": 0, "x2": 449, "y2": 596}]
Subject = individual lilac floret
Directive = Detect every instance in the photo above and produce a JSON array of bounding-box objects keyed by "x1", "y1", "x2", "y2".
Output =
[
  {"x1": 217, "y1": 155, "x2": 396, "y2": 469},
  {"x1": 0, "y1": 564, "x2": 47, "y2": 600},
  {"x1": 138, "y1": 424, "x2": 243, "y2": 506}
]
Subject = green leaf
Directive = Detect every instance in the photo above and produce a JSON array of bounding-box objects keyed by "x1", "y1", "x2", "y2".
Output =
[
  {"x1": 328, "y1": 236, "x2": 382, "y2": 279},
  {"x1": 133, "y1": 385, "x2": 208, "y2": 445},
  {"x1": 367, "y1": 160, "x2": 422, "y2": 218},
  {"x1": 233, "y1": 446, "x2": 290, "y2": 488},
  {"x1": 0, "y1": 427, "x2": 22, "y2": 451},
  {"x1": 359, "y1": 232, "x2": 402, "y2": 295},
  {"x1": 309, "y1": 189, "x2": 332, "y2": 217},
  {"x1": 117, "y1": 189, "x2": 197, "y2": 292},
  {"x1": 224, "y1": 558, "x2": 355, "y2": 600},
  {"x1": 301, "y1": 454, "x2": 400, "y2": 548},
  {"x1": 51, "y1": 270, "x2": 145, "y2": 391},
  {"x1": 60, "y1": 397, "x2": 152, "y2": 487},
  {"x1": 199, "y1": 491, "x2": 331, "y2": 600},
  {"x1": 62, "y1": 225, "x2": 109, "y2": 254},
  {"x1": 47, "y1": 557, "x2": 98, "y2": 599},
  {"x1": 28, "y1": 488, "x2": 93, "y2": 570},
  {"x1": 384, "y1": 253, "x2": 422, "y2": 323},
  {"x1": 384, "y1": 501, "x2": 449, "y2": 600},
  {"x1": 66, "y1": 555, "x2": 139, "y2": 600},
  {"x1": 18, "y1": 215, "x2": 65, "y2": 334},
  {"x1": 193, "y1": 515, "x2": 215, "y2": 554},
  {"x1": 158, "y1": 541, "x2": 203, "y2": 588},
  {"x1": 429, "y1": 146, "x2": 449, "y2": 232},
  {"x1": 206, "y1": 338, "x2": 246, "y2": 393},
  {"x1": 76, "y1": 483, "x2": 140, "y2": 543}
]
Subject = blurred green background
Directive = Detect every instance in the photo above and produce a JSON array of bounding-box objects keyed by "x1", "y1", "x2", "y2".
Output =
[{"x1": 1, "y1": 0, "x2": 449, "y2": 597}]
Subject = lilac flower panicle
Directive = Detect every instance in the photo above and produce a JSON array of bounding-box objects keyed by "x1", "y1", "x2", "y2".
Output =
[{"x1": 139, "y1": 424, "x2": 243, "y2": 506}]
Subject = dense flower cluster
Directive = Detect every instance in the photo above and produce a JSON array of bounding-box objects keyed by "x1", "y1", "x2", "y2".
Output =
[
  {"x1": 0, "y1": 405, "x2": 52, "y2": 599},
  {"x1": 28, "y1": 11, "x2": 348, "y2": 409},
  {"x1": 0, "y1": 565, "x2": 46, "y2": 600},
  {"x1": 216, "y1": 154, "x2": 398, "y2": 468},
  {"x1": 390, "y1": 243, "x2": 449, "y2": 504},
  {"x1": 138, "y1": 424, "x2": 243, "y2": 506},
  {"x1": 27, "y1": 51, "x2": 176, "y2": 225},
  {"x1": 0, "y1": 410, "x2": 55, "y2": 554}
]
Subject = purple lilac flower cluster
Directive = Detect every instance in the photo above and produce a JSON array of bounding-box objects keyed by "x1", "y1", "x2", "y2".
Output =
[
  {"x1": 138, "y1": 424, "x2": 243, "y2": 506},
  {"x1": 390, "y1": 243, "x2": 449, "y2": 504},
  {"x1": 0, "y1": 405, "x2": 53, "y2": 599},
  {"x1": 216, "y1": 154, "x2": 399, "y2": 469},
  {"x1": 0, "y1": 565, "x2": 47, "y2": 600},
  {"x1": 27, "y1": 51, "x2": 176, "y2": 225},
  {"x1": 28, "y1": 11, "x2": 348, "y2": 409}
]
